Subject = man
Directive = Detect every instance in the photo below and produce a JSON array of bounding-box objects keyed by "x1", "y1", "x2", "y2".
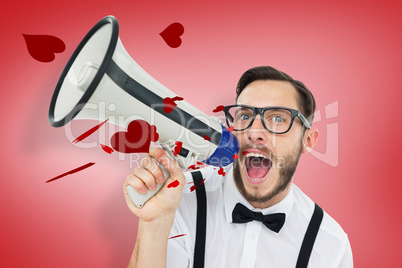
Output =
[{"x1": 124, "y1": 66, "x2": 353, "y2": 267}]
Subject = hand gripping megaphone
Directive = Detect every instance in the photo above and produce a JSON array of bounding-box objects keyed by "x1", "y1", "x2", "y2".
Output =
[{"x1": 48, "y1": 15, "x2": 239, "y2": 208}]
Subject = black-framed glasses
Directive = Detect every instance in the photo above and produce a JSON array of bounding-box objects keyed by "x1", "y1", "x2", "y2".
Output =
[{"x1": 223, "y1": 105, "x2": 311, "y2": 134}]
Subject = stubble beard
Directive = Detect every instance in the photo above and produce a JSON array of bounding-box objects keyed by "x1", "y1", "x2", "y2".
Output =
[{"x1": 233, "y1": 144, "x2": 303, "y2": 205}]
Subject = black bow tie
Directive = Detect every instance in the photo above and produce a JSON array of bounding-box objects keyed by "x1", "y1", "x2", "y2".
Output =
[{"x1": 232, "y1": 203, "x2": 286, "y2": 233}]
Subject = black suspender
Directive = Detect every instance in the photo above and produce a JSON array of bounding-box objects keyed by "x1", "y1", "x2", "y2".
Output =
[
  {"x1": 191, "y1": 171, "x2": 207, "y2": 268},
  {"x1": 190, "y1": 169, "x2": 324, "y2": 268},
  {"x1": 295, "y1": 203, "x2": 324, "y2": 268}
]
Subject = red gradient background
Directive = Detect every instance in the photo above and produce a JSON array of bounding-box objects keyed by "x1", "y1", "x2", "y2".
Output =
[{"x1": 2, "y1": 0, "x2": 402, "y2": 267}]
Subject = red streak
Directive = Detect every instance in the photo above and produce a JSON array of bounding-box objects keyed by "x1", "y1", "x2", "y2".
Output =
[
  {"x1": 172, "y1": 96, "x2": 184, "y2": 102},
  {"x1": 168, "y1": 234, "x2": 187, "y2": 240},
  {"x1": 72, "y1": 119, "x2": 108, "y2": 144},
  {"x1": 46, "y1": 162, "x2": 95, "y2": 183},
  {"x1": 100, "y1": 144, "x2": 114, "y2": 154},
  {"x1": 190, "y1": 185, "x2": 198, "y2": 192}
]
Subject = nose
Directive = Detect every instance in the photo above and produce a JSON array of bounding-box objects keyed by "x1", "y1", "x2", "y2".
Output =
[{"x1": 245, "y1": 115, "x2": 268, "y2": 144}]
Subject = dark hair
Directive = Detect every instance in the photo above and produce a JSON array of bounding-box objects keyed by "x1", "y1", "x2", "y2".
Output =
[{"x1": 236, "y1": 66, "x2": 316, "y2": 123}]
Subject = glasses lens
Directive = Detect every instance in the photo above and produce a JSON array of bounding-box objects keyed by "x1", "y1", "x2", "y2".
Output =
[
  {"x1": 227, "y1": 106, "x2": 255, "y2": 130},
  {"x1": 263, "y1": 108, "x2": 292, "y2": 133}
]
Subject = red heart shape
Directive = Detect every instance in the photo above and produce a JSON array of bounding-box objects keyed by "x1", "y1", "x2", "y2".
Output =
[
  {"x1": 167, "y1": 180, "x2": 180, "y2": 188},
  {"x1": 23, "y1": 34, "x2": 65, "y2": 63},
  {"x1": 172, "y1": 141, "x2": 183, "y2": 156},
  {"x1": 213, "y1": 105, "x2": 225, "y2": 113},
  {"x1": 228, "y1": 126, "x2": 234, "y2": 132},
  {"x1": 163, "y1": 96, "x2": 183, "y2": 113},
  {"x1": 160, "y1": 23, "x2": 184, "y2": 48},
  {"x1": 110, "y1": 120, "x2": 159, "y2": 153},
  {"x1": 218, "y1": 167, "x2": 226, "y2": 176}
]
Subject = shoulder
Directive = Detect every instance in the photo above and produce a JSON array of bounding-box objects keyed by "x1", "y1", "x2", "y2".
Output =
[
  {"x1": 175, "y1": 165, "x2": 227, "y2": 213},
  {"x1": 292, "y1": 184, "x2": 352, "y2": 266},
  {"x1": 182, "y1": 165, "x2": 227, "y2": 194},
  {"x1": 171, "y1": 165, "x2": 228, "y2": 241}
]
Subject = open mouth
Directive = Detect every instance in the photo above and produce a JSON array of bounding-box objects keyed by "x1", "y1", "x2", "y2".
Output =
[{"x1": 244, "y1": 152, "x2": 272, "y2": 183}]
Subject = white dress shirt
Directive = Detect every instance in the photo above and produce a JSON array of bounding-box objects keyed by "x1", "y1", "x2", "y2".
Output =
[{"x1": 167, "y1": 165, "x2": 353, "y2": 267}]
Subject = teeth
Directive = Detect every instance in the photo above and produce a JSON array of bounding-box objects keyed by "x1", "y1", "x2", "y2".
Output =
[
  {"x1": 249, "y1": 177, "x2": 263, "y2": 181},
  {"x1": 245, "y1": 152, "x2": 268, "y2": 159}
]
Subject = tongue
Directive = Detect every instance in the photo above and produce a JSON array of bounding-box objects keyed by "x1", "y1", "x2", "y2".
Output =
[{"x1": 247, "y1": 157, "x2": 270, "y2": 179}]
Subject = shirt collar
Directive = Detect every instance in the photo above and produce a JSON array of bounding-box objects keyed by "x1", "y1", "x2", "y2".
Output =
[{"x1": 223, "y1": 165, "x2": 294, "y2": 223}]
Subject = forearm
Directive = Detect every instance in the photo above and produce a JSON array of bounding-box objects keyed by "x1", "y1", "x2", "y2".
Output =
[{"x1": 128, "y1": 216, "x2": 175, "y2": 268}]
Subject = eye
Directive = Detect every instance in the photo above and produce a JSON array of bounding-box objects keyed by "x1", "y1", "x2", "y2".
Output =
[
  {"x1": 240, "y1": 114, "x2": 251, "y2": 120},
  {"x1": 273, "y1": 116, "x2": 284, "y2": 123}
]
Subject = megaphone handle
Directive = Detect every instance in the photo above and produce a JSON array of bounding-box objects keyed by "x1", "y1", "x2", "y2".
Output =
[{"x1": 126, "y1": 156, "x2": 171, "y2": 208}]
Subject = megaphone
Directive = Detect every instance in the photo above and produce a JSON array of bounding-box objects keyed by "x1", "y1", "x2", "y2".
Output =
[{"x1": 49, "y1": 15, "x2": 239, "y2": 208}]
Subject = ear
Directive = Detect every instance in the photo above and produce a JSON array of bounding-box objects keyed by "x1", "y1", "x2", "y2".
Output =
[{"x1": 302, "y1": 128, "x2": 319, "y2": 154}]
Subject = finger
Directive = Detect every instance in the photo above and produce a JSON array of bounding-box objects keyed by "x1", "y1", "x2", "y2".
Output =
[
  {"x1": 149, "y1": 148, "x2": 181, "y2": 175},
  {"x1": 124, "y1": 173, "x2": 147, "y2": 194},
  {"x1": 141, "y1": 155, "x2": 164, "y2": 184},
  {"x1": 150, "y1": 150, "x2": 184, "y2": 186},
  {"x1": 132, "y1": 166, "x2": 158, "y2": 191},
  {"x1": 149, "y1": 147, "x2": 167, "y2": 162}
]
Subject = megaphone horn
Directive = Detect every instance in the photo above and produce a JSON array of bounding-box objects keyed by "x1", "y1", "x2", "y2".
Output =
[{"x1": 49, "y1": 15, "x2": 238, "y2": 208}]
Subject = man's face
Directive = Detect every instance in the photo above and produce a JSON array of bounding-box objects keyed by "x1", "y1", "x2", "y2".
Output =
[{"x1": 232, "y1": 80, "x2": 306, "y2": 207}]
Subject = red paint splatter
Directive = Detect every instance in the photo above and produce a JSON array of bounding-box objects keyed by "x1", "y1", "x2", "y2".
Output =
[
  {"x1": 168, "y1": 234, "x2": 187, "y2": 239},
  {"x1": 188, "y1": 161, "x2": 205, "y2": 170},
  {"x1": 150, "y1": 126, "x2": 159, "y2": 142},
  {"x1": 172, "y1": 96, "x2": 184, "y2": 102},
  {"x1": 172, "y1": 141, "x2": 183, "y2": 156},
  {"x1": 187, "y1": 164, "x2": 200, "y2": 170},
  {"x1": 23, "y1": 34, "x2": 65, "y2": 62},
  {"x1": 203, "y1": 135, "x2": 211, "y2": 141},
  {"x1": 232, "y1": 153, "x2": 239, "y2": 159},
  {"x1": 242, "y1": 151, "x2": 249, "y2": 156},
  {"x1": 110, "y1": 120, "x2": 159, "y2": 153},
  {"x1": 163, "y1": 96, "x2": 184, "y2": 113},
  {"x1": 227, "y1": 126, "x2": 234, "y2": 132},
  {"x1": 72, "y1": 119, "x2": 109, "y2": 144},
  {"x1": 187, "y1": 181, "x2": 195, "y2": 184},
  {"x1": 213, "y1": 105, "x2": 225, "y2": 113},
  {"x1": 190, "y1": 177, "x2": 206, "y2": 191},
  {"x1": 167, "y1": 179, "x2": 180, "y2": 188},
  {"x1": 218, "y1": 167, "x2": 226, "y2": 176},
  {"x1": 160, "y1": 23, "x2": 184, "y2": 48},
  {"x1": 100, "y1": 144, "x2": 114, "y2": 154},
  {"x1": 46, "y1": 162, "x2": 95, "y2": 183},
  {"x1": 190, "y1": 185, "x2": 198, "y2": 192}
]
